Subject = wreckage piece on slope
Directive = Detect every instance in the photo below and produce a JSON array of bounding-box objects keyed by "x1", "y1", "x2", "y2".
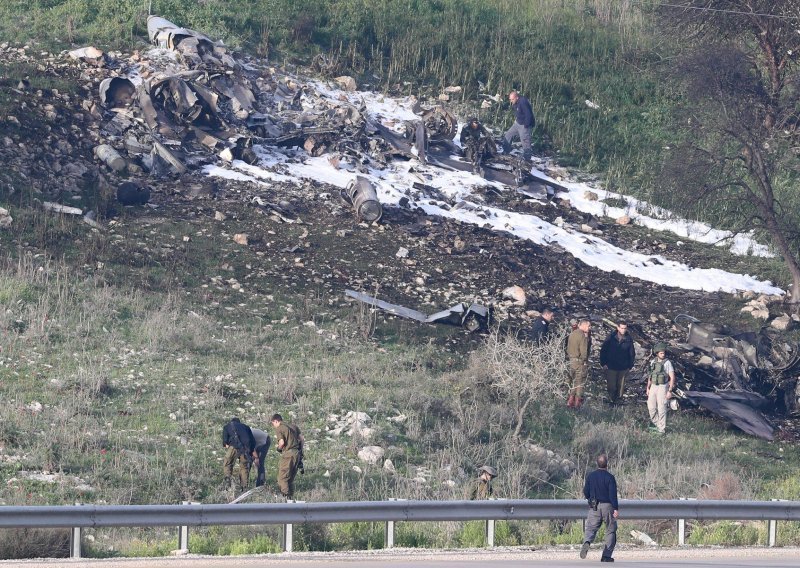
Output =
[
  {"x1": 681, "y1": 390, "x2": 774, "y2": 440},
  {"x1": 342, "y1": 176, "x2": 382, "y2": 222},
  {"x1": 147, "y1": 15, "x2": 236, "y2": 68},
  {"x1": 345, "y1": 290, "x2": 492, "y2": 332}
]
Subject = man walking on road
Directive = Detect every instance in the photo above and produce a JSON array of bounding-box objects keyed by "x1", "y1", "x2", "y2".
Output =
[
  {"x1": 581, "y1": 453, "x2": 619, "y2": 563},
  {"x1": 501, "y1": 90, "x2": 535, "y2": 160},
  {"x1": 600, "y1": 321, "x2": 636, "y2": 404}
]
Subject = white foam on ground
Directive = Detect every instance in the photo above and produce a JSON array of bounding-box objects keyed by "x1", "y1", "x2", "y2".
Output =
[{"x1": 204, "y1": 81, "x2": 783, "y2": 296}]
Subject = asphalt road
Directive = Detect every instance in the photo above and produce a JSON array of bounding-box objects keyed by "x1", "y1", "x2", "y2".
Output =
[{"x1": 1, "y1": 547, "x2": 798, "y2": 568}]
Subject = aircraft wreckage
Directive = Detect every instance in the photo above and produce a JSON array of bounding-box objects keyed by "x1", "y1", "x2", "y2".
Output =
[
  {"x1": 616, "y1": 315, "x2": 800, "y2": 440},
  {"x1": 82, "y1": 15, "x2": 567, "y2": 216}
]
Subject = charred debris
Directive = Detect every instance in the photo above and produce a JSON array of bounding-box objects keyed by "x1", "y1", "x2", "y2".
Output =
[{"x1": 616, "y1": 314, "x2": 800, "y2": 441}]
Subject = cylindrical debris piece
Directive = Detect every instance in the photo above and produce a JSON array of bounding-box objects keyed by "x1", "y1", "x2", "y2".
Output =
[
  {"x1": 346, "y1": 176, "x2": 382, "y2": 222},
  {"x1": 94, "y1": 144, "x2": 127, "y2": 172}
]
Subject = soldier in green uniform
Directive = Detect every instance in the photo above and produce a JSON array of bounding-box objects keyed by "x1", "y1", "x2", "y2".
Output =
[
  {"x1": 271, "y1": 413, "x2": 303, "y2": 499},
  {"x1": 566, "y1": 319, "x2": 592, "y2": 408},
  {"x1": 466, "y1": 465, "x2": 497, "y2": 500},
  {"x1": 646, "y1": 343, "x2": 676, "y2": 434}
]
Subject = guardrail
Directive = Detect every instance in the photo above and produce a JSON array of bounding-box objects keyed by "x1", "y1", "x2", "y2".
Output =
[{"x1": 1, "y1": 499, "x2": 798, "y2": 558}]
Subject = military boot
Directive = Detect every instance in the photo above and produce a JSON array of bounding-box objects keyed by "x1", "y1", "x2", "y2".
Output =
[{"x1": 567, "y1": 395, "x2": 575, "y2": 408}]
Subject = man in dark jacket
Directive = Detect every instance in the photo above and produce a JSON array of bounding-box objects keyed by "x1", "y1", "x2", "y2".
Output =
[
  {"x1": 460, "y1": 117, "x2": 497, "y2": 173},
  {"x1": 581, "y1": 453, "x2": 619, "y2": 563},
  {"x1": 599, "y1": 321, "x2": 636, "y2": 404},
  {"x1": 222, "y1": 417, "x2": 257, "y2": 491},
  {"x1": 501, "y1": 90, "x2": 535, "y2": 160},
  {"x1": 528, "y1": 308, "x2": 554, "y2": 344}
]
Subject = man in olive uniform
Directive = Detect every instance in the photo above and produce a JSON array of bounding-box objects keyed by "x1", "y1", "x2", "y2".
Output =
[
  {"x1": 566, "y1": 319, "x2": 592, "y2": 408},
  {"x1": 271, "y1": 413, "x2": 303, "y2": 499},
  {"x1": 465, "y1": 465, "x2": 497, "y2": 500},
  {"x1": 646, "y1": 343, "x2": 676, "y2": 434},
  {"x1": 222, "y1": 417, "x2": 257, "y2": 491},
  {"x1": 459, "y1": 117, "x2": 497, "y2": 173},
  {"x1": 599, "y1": 321, "x2": 636, "y2": 404}
]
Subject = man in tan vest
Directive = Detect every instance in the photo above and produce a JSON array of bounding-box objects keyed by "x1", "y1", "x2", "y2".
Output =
[{"x1": 566, "y1": 319, "x2": 592, "y2": 408}]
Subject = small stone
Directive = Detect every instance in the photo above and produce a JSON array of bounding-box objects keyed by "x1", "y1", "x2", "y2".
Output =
[
  {"x1": 583, "y1": 190, "x2": 599, "y2": 201},
  {"x1": 233, "y1": 233, "x2": 248, "y2": 245},
  {"x1": 616, "y1": 215, "x2": 631, "y2": 225}
]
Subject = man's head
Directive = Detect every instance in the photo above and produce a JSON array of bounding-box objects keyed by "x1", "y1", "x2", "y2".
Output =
[
  {"x1": 270, "y1": 413, "x2": 283, "y2": 427},
  {"x1": 542, "y1": 308, "x2": 554, "y2": 322},
  {"x1": 469, "y1": 117, "x2": 479, "y2": 130},
  {"x1": 578, "y1": 319, "x2": 591, "y2": 333},
  {"x1": 508, "y1": 90, "x2": 519, "y2": 104},
  {"x1": 616, "y1": 321, "x2": 628, "y2": 336},
  {"x1": 231, "y1": 417, "x2": 240, "y2": 423},
  {"x1": 596, "y1": 453, "x2": 608, "y2": 469},
  {"x1": 479, "y1": 465, "x2": 497, "y2": 480}
]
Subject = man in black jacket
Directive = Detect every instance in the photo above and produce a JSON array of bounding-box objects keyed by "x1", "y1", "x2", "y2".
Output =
[
  {"x1": 501, "y1": 90, "x2": 535, "y2": 160},
  {"x1": 527, "y1": 308, "x2": 554, "y2": 344},
  {"x1": 222, "y1": 417, "x2": 257, "y2": 491},
  {"x1": 581, "y1": 453, "x2": 619, "y2": 563},
  {"x1": 599, "y1": 321, "x2": 636, "y2": 404}
]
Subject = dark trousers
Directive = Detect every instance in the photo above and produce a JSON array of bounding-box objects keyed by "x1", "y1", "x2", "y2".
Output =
[
  {"x1": 255, "y1": 442, "x2": 269, "y2": 487},
  {"x1": 584, "y1": 502, "x2": 617, "y2": 559}
]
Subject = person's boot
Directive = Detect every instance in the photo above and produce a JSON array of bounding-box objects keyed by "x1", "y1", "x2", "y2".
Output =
[
  {"x1": 567, "y1": 395, "x2": 575, "y2": 408},
  {"x1": 580, "y1": 541, "x2": 590, "y2": 559},
  {"x1": 575, "y1": 397, "x2": 584, "y2": 409}
]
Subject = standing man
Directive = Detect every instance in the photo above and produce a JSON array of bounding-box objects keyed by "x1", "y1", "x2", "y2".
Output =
[
  {"x1": 465, "y1": 465, "x2": 497, "y2": 500},
  {"x1": 566, "y1": 319, "x2": 592, "y2": 408},
  {"x1": 529, "y1": 308, "x2": 554, "y2": 344},
  {"x1": 271, "y1": 413, "x2": 303, "y2": 499},
  {"x1": 222, "y1": 417, "x2": 257, "y2": 492},
  {"x1": 501, "y1": 90, "x2": 535, "y2": 160},
  {"x1": 646, "y1": 343, "x2": 676, "y2": 435},
  {"x1": 581, "y1": 453, "x2": 619, "y2": 563},
  {"x1": 599, "y1": 321, "x2": 636, "y2": 404},
  {"x1": 251, "y1": 427, "x2": 271, "y2": 488}
]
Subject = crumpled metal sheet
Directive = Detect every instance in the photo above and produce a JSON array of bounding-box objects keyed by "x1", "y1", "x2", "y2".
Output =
[
  {"x1": 682, "y1": 390, "x2": 774, "y2": 440},
  {"x1": 345, "y1": 290, "x2": 492, "y2": 332}
]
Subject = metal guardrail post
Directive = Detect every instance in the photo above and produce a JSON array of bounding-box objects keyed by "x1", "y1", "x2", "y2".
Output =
[
  {"x1": 769, "y1": 499, "x2": 787, "y2": 547},
  {"x1": 69, "y1": 503, "x2": 83, "y2": 559},
  {"x1": 385, "y1": 498, "x2": 404, "y2": 549},
  {"x1": 677, "y1": 497, "x2": 695, "y2": 545},
  {"x1": 282, "y1": 500, "x2": 304, "y2": 552},
  {"x1": 486, "y1": 519, "x2": 495, "y2": 547},
  {"x1": 177, "y1": 501, "x2": 199, "y2": 553}
]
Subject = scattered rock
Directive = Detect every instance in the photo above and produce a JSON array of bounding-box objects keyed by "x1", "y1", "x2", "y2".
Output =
[
  {"x1": 616, "y1": 215, "x2": 631, "y2": 225},
  {"x1": 770, "y1": 314, "x2": 794, "y2": 331},
  {"x1": 357, "y1": 446, "x2": 384, "y2": 464},
  {"x1": 0, "y1": 207, "x2": 11, "y2": 229},
  {"x1": 233, "y1": 233, "x2": 249, "y2": 245},
  {"x1": 502, "y1": 285, "x2": 526, "y2": 306},
  {"x1": 334, "y1": 76, "x2": 357, "y2": 92},
  {"x1": 583, "y1": 190, "x2": 599, "y2": 201}
]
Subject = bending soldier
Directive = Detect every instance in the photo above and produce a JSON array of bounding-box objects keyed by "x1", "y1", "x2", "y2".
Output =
[
  {"x1": 251, "y1": 427, "x2": 271, "y2": 488},
  {"x1": 271, "y1": 413, "x2": 303, "y2": 499},
  {"x1": 459, "y1": 117, "x2": 497, "y2": 173},
  {"x1": 222, "y1": 417, "x2": 257, "y2": 492}
]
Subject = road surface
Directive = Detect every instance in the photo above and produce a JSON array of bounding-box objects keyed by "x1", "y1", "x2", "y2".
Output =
[{"x1": 0, "y1": 547, "x2": 798, "y2": 567}]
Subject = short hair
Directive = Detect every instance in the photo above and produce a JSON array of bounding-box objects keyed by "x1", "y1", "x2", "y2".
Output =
[
  {"x1": 271, "y1": 413, "x2": 283, "y2": 422},
  {"x1": 231, "y1": 417, "x2": 240, "y2": 422},
  {"x1": 617, "y1": 320, "x2": 628, "y2": 327},
  {"x1": 509, "y1": 89, "x2": 518, "y2": 96},
  {"x1": 579, "y1": 319, "x2": 590, "y2": 326},
  {"x1": 597, "y1": 453, "x2": 608, "y2": 469},
  {"x1": 542, "y1": 308, "x2": 554, "y2": 316}
]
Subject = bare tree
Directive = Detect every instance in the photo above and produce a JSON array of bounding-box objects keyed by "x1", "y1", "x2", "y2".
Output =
[
  {"x1": 480, "y1": 327, "x2": 569, "y2": 439},
  {"x1": 657, "y1": 1, "x2": 800, "y2": 302}
]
